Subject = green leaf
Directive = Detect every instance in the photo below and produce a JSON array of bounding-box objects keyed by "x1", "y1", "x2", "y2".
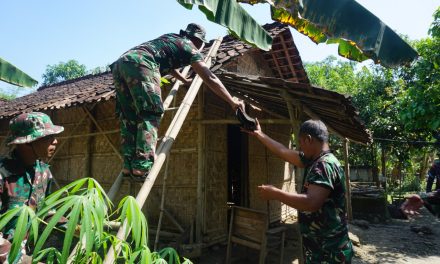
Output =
[
  {"x1": 33, "y1": 197, "x2": 78, "y2": 255},
  {"x1": 9, "y1": 207, "x2": 29, "y2": 262},
  {"x1": 61, "y1": 200, "x2": 82, "y2": 263},
  {"x1": 268, "y1": 0, "x2": 418, "y2": 67},
  {"x1": 177, "y1": 0, "x2": 273, "y2": 51},
  {"x1": 0, "y1": 57, "x2": 38, "y2": 87}
]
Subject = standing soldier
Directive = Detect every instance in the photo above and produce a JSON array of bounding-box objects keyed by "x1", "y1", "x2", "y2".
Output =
[
  {"x1": 426, "y1": 155, "x2": 440, "y2": 193},
  {"x1": 0, "y1": 112, "x2": 64, "y2": 263},
  {"x1": 243, "y1": 119, "x2": 353, "y2": 263},
  {"x1": 111, "y1": 23, "x2": 243, "y2": 178}
]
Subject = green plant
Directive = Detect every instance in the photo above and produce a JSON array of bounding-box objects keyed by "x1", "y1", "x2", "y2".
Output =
[{"x1": 0, "y1": 178, "x2": 192, "y2": 264}]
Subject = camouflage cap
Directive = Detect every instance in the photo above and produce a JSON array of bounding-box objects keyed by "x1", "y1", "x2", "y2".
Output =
[
  {"x1": 6, "y1": 112, "x2": 64, "y2": 145},
  {"x1": 181, "y1": 23, "x2": 209, "y2": 43}
]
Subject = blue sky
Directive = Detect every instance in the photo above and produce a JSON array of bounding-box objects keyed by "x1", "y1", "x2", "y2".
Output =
[{"x1": 1, "y1": 0, "x2": 438, "y2": 96}]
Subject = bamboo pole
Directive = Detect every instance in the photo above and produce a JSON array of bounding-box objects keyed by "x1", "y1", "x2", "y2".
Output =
[
  {"x1": 162, "y1": 66, "x2": 191, "y2": 111},
  {"x1": 84, "y1": 109, "x2": 95, "y2": 178},
  {"x1": 343, "y1": 138, "x2": 353, "y2": 221},
  {"x1": 196, "y1": 80, "x2": 205, "y2": 244},
  {"x1": 103, "y1": 37, "x2": 223, "y2": 264},
  {"x1": 154, "y1": 157, "x2": 170, "y2": 251},
  {"x1": 280, "y1": 90, "x2": 304, "y2": 264},
  {"x1": 107, "y1": 172, "x2": 124, "y2": 202},
  {"x1": 155, "y1": 87, "x2": 179, "y2": 250},
  {"x1": 192, "y1": 119, "x2": 290, "y2": 125},
  {"x1": 82, "y1": 106, "x2": 123, "y2": 161}
]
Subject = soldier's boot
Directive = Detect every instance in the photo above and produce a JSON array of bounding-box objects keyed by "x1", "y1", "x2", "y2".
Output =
[{"x1": 131, "y1": 169, "x2": 150, "y2": 182}]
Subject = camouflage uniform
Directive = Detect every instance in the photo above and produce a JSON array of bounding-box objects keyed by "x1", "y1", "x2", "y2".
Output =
[
  {"x1": 0, "y1": 112, "x2": 63, "y2": 263},
  {"x1": 0, "y1": 153, "x2": 53, "y2": 239},
  {"x1": 299, "y1": 151, "x2": 353, "y2": 263},
  {"x1": 111, "y1": 24, "x2": 205, "y2": 172},
  {"x1": 426, "y1": 159, "x2": 440, "y2": 192}
]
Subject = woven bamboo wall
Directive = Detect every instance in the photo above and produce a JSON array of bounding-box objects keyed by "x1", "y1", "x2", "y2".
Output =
[
  {"x1": 247, "y1": 107, "x2": 296, "y2": 222},
  {"x1": 202, "y1": 88, "x2": 231, "y2": 243}
]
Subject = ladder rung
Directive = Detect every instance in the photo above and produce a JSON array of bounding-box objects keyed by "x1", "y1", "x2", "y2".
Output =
[{"x1": 164, "y1": 107, "x2": 180, "y2": 111}]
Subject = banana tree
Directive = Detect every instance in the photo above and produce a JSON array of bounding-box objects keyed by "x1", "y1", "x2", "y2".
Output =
[
  {"x1": 178, "y1": 0, "x2": 418, "y2": 68},
  {"x1": 0, "y1": 57, "x2": 37, "y2": 87}
]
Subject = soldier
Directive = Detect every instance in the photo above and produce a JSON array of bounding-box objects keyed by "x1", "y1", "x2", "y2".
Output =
[
  {"x1": 243, "y1": 119, "x2": 353, "y2": 263},
  {"x1": 0, "y1": 112, "x2": 64, "y2": 263},
  {"x1": 111, "y1": 23, "x2": 243, "y2": 178},
  {"x1": 426, "y1": 155, "x2": 440, "y2": 193}
]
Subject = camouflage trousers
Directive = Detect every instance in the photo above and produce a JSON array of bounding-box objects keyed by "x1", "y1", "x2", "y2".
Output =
[
  {"x1": 111, "y1": 60, "x2": 163, "y2": 171},
  {"x1": 303, "y1": 234, "x2": 354, "y2": 263}
]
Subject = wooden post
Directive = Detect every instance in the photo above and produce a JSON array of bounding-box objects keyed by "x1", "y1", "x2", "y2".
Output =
[
  {"x1": 103, "y1": 37, "x2": 223, "y2": 264},
  {"x1": 84, "y1": 109, "x2": 95, "y2": 178},
  {"x1": 280, "y1": 90, "x2": 303, "y2": 264},
  {"x1": 196, "y1": 81, "x2": 205, "y2": 244},
  {"x1": 343, "y1": 138, "x2": 353, "y2": 222}
]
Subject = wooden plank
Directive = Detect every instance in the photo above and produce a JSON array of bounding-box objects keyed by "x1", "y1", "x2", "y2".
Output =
[
  {"x1": 231, "y1": 236, "x2": 262, "y2": 250},
  {"x1": 344, "y1": 139, "x2": 353, "y2": 222}
]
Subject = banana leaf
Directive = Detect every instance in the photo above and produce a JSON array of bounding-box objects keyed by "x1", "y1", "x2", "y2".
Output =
[
  {"x1": 176, "y1": 0, "x2": 273, "y2": 51},
  {"x1": 270, "y1": 0, "x2": 418, "y2": 67},
  {"x1": 237, "y1": 0, "x2": 417, "y2": 67},
  {"x1": 0, "y1": 57, "x2": 37, "y2": 87}
]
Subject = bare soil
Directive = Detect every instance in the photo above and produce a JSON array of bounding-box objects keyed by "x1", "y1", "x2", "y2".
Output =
[{"x1": 197, "y1": 208, "x2": 440, "y2": 264}]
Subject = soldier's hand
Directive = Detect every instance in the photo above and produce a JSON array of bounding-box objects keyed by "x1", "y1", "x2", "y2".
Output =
[
  {"x1": 257, "y1": 184, "x2": 279, "y2": 200},
  {"x1": 183, "y1": 78, "x2": 193, "y2": 86},
  {"x1": 232, "y1": 100, "x2": 245, "y2": 112},
  {"x1": 240, "y1": 118, "x2": 262, "y2": 136}
]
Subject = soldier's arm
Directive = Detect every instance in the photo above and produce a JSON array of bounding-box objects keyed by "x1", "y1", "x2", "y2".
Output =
[
  {"x1": 170, "y1": 69, "x2": 192, "y2": 85},
  {"x1": 191, "y1": 60, "x2": 242, "y2": 111},
  {"x1": 245, "y1": 119, "x2": 305, "y2": 168},
  {"x1": 258, "y1": 184, "x2": 330, "y2": 212}
]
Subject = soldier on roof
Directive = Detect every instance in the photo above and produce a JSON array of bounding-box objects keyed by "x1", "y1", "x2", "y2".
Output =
[{"x1": 111, "y1": 23, "x2": 243, "y2": 178}]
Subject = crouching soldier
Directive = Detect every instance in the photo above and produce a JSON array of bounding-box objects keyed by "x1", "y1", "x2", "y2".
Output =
[{"x1": 0, "y1": 112, "x2": 64, "y2": 263}]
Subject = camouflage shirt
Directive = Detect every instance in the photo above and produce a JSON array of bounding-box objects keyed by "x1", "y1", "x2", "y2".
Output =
[
  {"x1": 299, "y1": 151, "x2": 352, "y2": 262},
  {"x1": 0, "y1": 151, "x2": 52, "y2": 239},
  {"x1": 119, "y1": 33, "x2": 204, "y2": 75}
]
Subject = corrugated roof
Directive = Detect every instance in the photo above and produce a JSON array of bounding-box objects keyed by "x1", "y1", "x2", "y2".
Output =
[
  {"x1": 0, "y1": 22, "x2": 307, "y2": 119},
  {"x1": 219, "y1": 72, "x2": 372, "y2": 144}
]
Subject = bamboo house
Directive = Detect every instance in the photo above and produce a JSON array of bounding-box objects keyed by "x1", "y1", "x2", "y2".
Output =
[{"x1": 0, "y1": 22, "x2": 371, "y2": 251}]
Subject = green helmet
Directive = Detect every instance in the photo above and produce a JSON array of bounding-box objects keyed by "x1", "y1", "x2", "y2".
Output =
[
  {"x1": 6, "y1": 112, "x2": 64, "y2": 145},
  {"x1": 181, "y1": 23, "x2": 209, "y2": 43}
]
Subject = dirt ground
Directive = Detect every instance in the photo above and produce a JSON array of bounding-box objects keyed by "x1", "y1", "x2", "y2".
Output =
[{"x1": 197, "y1": 208, "x2": 440, "y2": 264}]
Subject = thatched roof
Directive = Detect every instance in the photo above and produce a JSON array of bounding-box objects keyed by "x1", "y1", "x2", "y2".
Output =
[{"x1": 219, "y1": 73, "x2": 372, "y2": 144}]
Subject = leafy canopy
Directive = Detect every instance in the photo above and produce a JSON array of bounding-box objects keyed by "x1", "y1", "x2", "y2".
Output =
[{"x1": 42, "y1": 60, "x2": 87, "y2": 86}]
